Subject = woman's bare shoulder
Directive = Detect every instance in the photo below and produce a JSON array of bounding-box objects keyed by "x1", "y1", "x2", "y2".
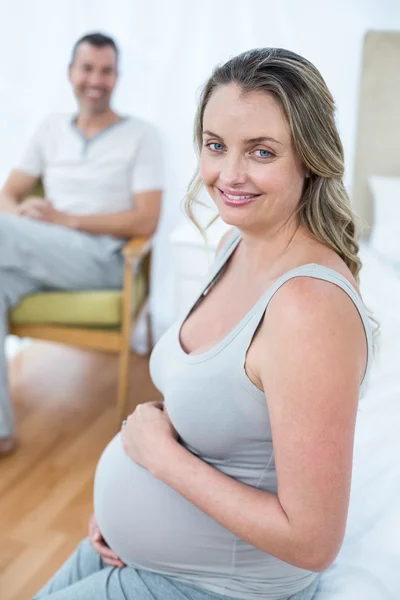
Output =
[{"x1": 302, "y1": 243, "x2": 360, "y2": 293}]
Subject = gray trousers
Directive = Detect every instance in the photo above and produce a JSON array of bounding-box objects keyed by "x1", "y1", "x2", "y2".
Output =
[
  {"x1": 0, "y1": 213, "x2": 124, "y2": 437},
  {"x1": 32, "y1": 537, "x2": 320, "y2": 600},
  {"x1": 32, "y1": 538, "x2": 237, "y2": 600}
]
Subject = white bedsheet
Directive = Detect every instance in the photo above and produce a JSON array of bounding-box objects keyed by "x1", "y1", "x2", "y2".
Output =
[{"x1": 316, "y1": 244, "x2": 400, "y2": 600}]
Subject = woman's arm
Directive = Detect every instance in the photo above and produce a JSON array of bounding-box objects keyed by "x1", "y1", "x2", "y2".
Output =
[{"x1": 124, "y1": 276, "x2": 367, "y2": 572}]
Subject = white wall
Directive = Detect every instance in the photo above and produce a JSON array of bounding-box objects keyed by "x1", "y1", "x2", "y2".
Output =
[{"x1": 1, "y1": 0, "x2": 399, "y2": 339}]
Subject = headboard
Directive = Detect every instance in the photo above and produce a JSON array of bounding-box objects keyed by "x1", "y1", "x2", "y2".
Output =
[{"x1": 352, "y1": 30, "x2": 400, "y2": 238}]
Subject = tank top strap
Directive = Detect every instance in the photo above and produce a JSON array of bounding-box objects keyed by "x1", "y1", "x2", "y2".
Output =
[
  {"x1": 238, "y1": 263, "x2": 373, "y2": 395},
  {"x1": 179, "y1": 228, "x2": 241, "y2": 323},
  {"x1": 201, "y1": 228, "x2": 241, "y2": 297}
]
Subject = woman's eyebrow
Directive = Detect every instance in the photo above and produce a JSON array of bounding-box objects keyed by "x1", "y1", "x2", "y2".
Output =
[
  {"x1": 202, "y1": 131, "x2": 282, "y2": 146},
  {"x1": 203, "y1": 130, "x2": 223, "y2": 140},
  {"x1": 245, "y1": 136, "x2": 282, "y2": 145}
]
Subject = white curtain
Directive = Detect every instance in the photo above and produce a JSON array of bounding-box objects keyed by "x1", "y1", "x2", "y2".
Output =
[{"x1": 0, "y1": 0, "x2": 399, "y2": 341}]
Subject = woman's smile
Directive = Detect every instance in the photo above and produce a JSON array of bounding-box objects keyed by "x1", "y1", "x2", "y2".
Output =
[{"x1": 217, "y1": 187, "x2": 262, "y2": 207}]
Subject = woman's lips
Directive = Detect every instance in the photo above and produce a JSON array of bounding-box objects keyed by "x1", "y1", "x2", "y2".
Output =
[{"x1": 218, "y1": 188, "x2": 261, "y2": 207}]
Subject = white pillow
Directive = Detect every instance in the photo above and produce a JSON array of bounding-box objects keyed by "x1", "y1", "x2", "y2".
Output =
[
  {"x1": 317, "y1": 244, "x2": 400, "y2": 599},
  {"x1": 368, "y1": 175, "x2": 400, "y2": 270},
  {"x1": 358, "y1": 242, "x2": 400, "y2": 381}
]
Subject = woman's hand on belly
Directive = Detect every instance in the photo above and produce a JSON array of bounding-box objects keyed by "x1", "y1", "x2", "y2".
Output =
[
  {"x1": 121, "y1": 401, "x2": 179, "y2": 475},
  {"x1": 89, "y1": 513, "x2": 126, "y2": 568}
]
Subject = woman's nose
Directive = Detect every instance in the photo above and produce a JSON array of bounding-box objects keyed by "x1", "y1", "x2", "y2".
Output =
[{"x1": 219, "y1": 156, "x2": 248, "y2": 186}]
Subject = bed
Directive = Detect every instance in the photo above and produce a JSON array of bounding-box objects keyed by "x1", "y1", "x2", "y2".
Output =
[{"x1": 316, "y1": 30, "x2": 400, "y2": 600}]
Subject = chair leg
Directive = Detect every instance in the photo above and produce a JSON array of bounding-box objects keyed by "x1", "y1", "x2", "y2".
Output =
[
  {"x1": 116, "y1": 343, "x2": 130, "y2": 428},
  {"x1": 146, "y1": 308, "x2": 153, "y2": 356}
]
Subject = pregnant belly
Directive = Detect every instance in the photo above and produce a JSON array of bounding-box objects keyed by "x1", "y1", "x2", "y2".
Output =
[{"x1": 93, "y1": 434, "x2": 235, "y2": 574}]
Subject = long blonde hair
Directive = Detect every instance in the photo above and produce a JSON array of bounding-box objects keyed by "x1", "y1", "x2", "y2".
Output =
[{"x1": 186, "y1": 47, "x2": 362, "y2": 281}]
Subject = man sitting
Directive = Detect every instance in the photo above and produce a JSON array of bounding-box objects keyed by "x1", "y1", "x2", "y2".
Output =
[{"x1": 0, "y1": 32, "x2": 163, "y2": 455}]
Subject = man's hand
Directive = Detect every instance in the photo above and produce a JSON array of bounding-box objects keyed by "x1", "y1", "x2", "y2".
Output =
[
  {"x1": 88, "y1": 513, "x2": 126, "y2": 568},
  {"x1": 18, "y1": 197, "x2": 76, "y2": 228},
  {"x1": 18, "y1": 197, "x2": 53, "y2": 220}
]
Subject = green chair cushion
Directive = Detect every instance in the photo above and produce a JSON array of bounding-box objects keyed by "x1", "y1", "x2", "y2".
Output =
[{"x1": 10, "y1": 273, "x2": 146, "y2": 327}]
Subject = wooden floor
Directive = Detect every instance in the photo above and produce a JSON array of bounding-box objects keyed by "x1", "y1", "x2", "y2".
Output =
[{"x1": 0, "y1": 341, "x2": 161, "y2": 600}]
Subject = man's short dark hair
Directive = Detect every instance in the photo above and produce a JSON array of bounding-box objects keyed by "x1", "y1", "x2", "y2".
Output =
[{"x1": 70, "y1": 33, "x2": 119, "y2": 67}]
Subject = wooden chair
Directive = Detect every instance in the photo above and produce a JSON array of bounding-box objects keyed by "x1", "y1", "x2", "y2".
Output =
[{"x1": 9, "y1": 237, "x2": 152, "y2": 426}]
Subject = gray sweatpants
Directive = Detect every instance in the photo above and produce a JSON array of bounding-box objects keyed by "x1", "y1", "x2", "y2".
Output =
[
  {"x1": 33, "y1": 537, "x2": 320, "y2": 600},
  {"x1": 0, "y1": 213, "x2": 124, "y2": 437}
]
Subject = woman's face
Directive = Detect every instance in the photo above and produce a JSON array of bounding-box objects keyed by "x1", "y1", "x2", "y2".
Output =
[{"x1": 200, "y1": 84, "x2": 307, "y2": 234}]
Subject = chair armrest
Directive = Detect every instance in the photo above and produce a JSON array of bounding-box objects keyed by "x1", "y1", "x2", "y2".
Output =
[
  {"x1": 121, "y1": 237, "x2": 152, "y2": 333},
  {"x1": 122, "y1": 237, "x2": 152, "y2": 265},
  {"x1": 21, "y1": 179, "x2": 45, "y2": 201}
]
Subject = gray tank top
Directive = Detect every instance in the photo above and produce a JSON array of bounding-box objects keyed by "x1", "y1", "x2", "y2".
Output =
[{"x1": 94, "y1": 228, "x2": 372, "y2": 600}]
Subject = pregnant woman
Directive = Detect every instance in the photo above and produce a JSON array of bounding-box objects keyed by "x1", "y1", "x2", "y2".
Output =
[{"x1": 33, "y1": 47, "x2": 372, "y2": 600}]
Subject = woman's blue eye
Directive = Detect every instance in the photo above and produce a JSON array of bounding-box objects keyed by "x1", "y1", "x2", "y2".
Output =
[
  {"x1": 208, "y1": 142, "x2": 224, "y2": 151},
  {"x1": 256, "y1": 149, "x2": 272, "y2": 158}
]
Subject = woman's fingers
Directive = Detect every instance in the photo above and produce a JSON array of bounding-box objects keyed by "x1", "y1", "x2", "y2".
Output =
[
  {"x1": 88, "y1": 516, "x2": 96, "y2": 539},
  {"x1": 88, "y1": 514, "x2": 125, "y2": 567},
  {"x1": 91, "y1": 539, "x2": 114, "y2": 559},
  {"x1": 89, "y1": 514, "x2": 104, "y2": 543},
  {"x1": 102, "y1": 556, "x2": 126, "y2": 568},
  {"x1": 134, "y1": 400, "x2": 164, "y2": 412},
  {"x1": 98, "y1": 543, "x2": 126, "y2": 567},
  {"x1": 93, "y1": 539, "x2": 125, "y2": 563},
  {"x1": 88, "y1": 514, "x2": 100, "y2": 540},
  {"x1": 149, "y1": 400, "x2": 164, "y2": 409},
  {"x1": 89, "y1": 515, "x2": 125, "y2": 567}
]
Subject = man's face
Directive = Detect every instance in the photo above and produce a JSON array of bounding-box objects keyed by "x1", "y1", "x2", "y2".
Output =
[{"x1": 69, "y1": 42, "x2": 118, "y2": 114}]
